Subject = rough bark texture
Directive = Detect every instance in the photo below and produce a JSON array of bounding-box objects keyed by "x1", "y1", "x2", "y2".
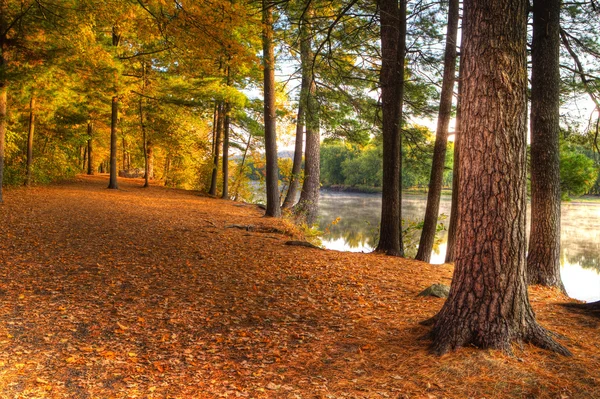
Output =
[
  {"x1": 527, "y1": 0, "x2": 564, "y2": 291},
  {"x1": 87, "y1": 123, "x2": 94, "y2": 176},
  {"x1": 431, "y1": 0, "x2": 569, "y2": 356},
  {"x1": 444, "y1": 43, "x2": 464, "y2": 264},
  {"x1": 294, "y1": 12, "x2": 320, "y2": 225},
  {"x1": 209, "y1": 103, "x2": 223, "y2": 196},
  {"x1": 415, "y1": 0, "x2": 459, "y2": 262},
  {"x1": 222, "y1": 102, "x2": 230, "y2": 199},
  {"x1": 375, "y1": 0, "x2": 406, "y2": 256},
  {"x1": 262, "y1": 0, "x2": 281, "y2": 218},
  {"x1": 25, "y1": 96, "x2": 35, "y2": 187},
  {"x1": 108, "y1": 96, "x2": 119, "y2": 189}
]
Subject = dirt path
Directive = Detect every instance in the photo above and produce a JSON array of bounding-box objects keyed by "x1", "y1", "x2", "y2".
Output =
[{"x1": 0, "y1": 176, "x2": 598, "y2": 398}]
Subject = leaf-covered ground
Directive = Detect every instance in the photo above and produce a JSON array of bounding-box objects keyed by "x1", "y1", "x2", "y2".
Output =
[{"x1": 0, "y1": 175, "x2": 598, "y2": 398}]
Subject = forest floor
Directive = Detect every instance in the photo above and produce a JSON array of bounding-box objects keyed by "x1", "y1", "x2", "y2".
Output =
[{"x1": 0, "y1": 175, "x2": 599, "y2": 399}]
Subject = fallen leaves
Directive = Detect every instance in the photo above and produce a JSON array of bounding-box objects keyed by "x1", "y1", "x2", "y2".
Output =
[{"x1": 0, "y1": 175, "x2": 597, "y2": 398}]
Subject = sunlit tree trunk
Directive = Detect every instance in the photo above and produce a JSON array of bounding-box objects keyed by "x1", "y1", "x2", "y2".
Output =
[
  {"x1": 416, "y1": 0, "x2": 459, "y2": 262},
  {"x1": 87, "y1": 123, "x2": 94, "y2": 176},
  {"x1": 108, "y1": 96, "x2": 119, "y2": 189},
  {"x1": 444, "y1": 40, "x2": 465, "y2": 264},
  {"x1": 527, "y1": 0, "x2": 564, "y2": 290},
  {"x1": 430, "y1": 0, "x2": 569, "y2": 356},
  {"x1": 294, "y1": 7, "x2": 320, "y2": 224},
  {"x1": 222, "y1": 102, "x2": 231, "y2": 199},
  {"x1": 262, "y1": 0, "x2": 281, "y2": 217},
  {"x1": 209, "y1": 102, "x2": 223, "y2": 196},
  {"x1": 376, "y1": 0, "x2": 406, "y2": 256},
  {"x1": 25, "y1": 96, "x2": 35, "y2": 186}
]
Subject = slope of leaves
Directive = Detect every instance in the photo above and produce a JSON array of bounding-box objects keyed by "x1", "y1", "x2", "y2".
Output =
[{"x1": 0, "y1": 175, "x2": 598, "y2": 398}]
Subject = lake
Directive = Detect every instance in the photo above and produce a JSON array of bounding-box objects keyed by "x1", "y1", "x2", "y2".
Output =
[{"x1": 318, "y1": 191, "x2": 600, "y2": 303}]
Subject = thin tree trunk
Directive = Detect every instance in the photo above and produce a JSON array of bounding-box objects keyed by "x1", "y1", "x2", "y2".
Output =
[
  {"x1": 82, "y1": 146, "x2": 87, "y2": 171},
  {"x1": 430, "y1": 0, "x2": 569, "y2": 356},
  {"x1": 140, "y1": 97, "x2": 149, "y2": 188},
  {"x1": 209, "y1": 102, "x2": 223, "y2": 196},
  {"x1": 282, "y1": 98, "x2": 305, "y2": 209},
  {"x1": 108, "y1": 96, "x2": 119, "y2": 189},
  {"x1": 233, "y1": 132, "x2": 252, "y2": 201},
  {"x1": 122, "y1": 137, "x2": 127, "y2": 171},
  {"x1": 147, "y1": 141, "x2": 154, "y2": 180},
  {"x1": 376, "y1": 0, "x2": 406, "y2": 256},
  {"x1": 25, "y1": 96, "x2": 35, "y2": 186},
  {"x1": 87, "y1": 122, "x2": 94, "y2": 175},
  {"x1": 416, "y1": 0, "x2": 459, "y2": 262},
  {"x1": 444, "y1": 43, "x2": 464, "y2": 264},
  {"x1": 262, "y1": 0, "x2": 281, "y2": 217},
  {"x1": 222, "y1": 102, "x2": 231, "y2": 199},
  {"x1": 527, "y1": 0, "x2": 564, "y2": 290},
  {"x1": 294, "y1": 6, "x2": 320, "y2": 224},
  {"x1": 282, "y1": 9, "x2": 309, "y2": 210},
  {"x1": 0, "y1": 1, "x2": 7, "y2": 203},
  {"x1": 0, "y1": 84, "x2": 5, "y2": 203}
]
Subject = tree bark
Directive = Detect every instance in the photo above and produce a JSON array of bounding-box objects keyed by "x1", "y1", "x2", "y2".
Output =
[
  {"x1": 430, "y1": 0, "x2": 569, "y2": 356},
  {"x1": 416, "y1": 0, "x2": 459, "y2": 262},
  {"x1": 209, "y1": 102, "x2": 223, "y2": 196},
  {"x1": 262, "y1": 0, "x2": 281, "y2": 217},
  {"x1": 222, "y1": 102, "x2": 231, "y2": 199},
  {"x1": 282, "y1": 7, "x2": 309, "y2": 210},
  {"x1": 375, "y1": 0, "x2": 406, "y2": 256},
  {"x1": 25, "y1": 96, "x2": 35, "y2": 186},
  {"x1": 87, "y1": 123, "x2": 94, "y2": 175},
  {"x1": 294, "y1": 8, "x2": 320, "y2": 225},
  {"x1": 108, "y1": 96, "x2": 119, "y2": 189},
  {"x1": 0, "y1": 1, "x2": 7, "y2": 203},
  {"x1": 282, "y1": 89, "x2": 305, "y2": 209},
  {"x1": 527, "y1": 0, "x2": 564, "y2": 290}
]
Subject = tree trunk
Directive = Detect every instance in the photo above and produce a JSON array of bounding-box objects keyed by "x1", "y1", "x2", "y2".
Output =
[
  {"x1": 122, "y1": 137, "x2": 127, "y2": 171},
  {"x1": 222, "y1": 102, "x2": 231, "y2": 199},
  {"x1": 416, "y1": 0, "x2": 459, "y2": 262},
  {"x1": 87, "y1": 123, "x2": 94, "y2": 175},
  {"x1": 262, "y1": 0, "x2": 281, "y2": 217},
  {"x1": 282, "y1": 9, "x2": 309, "y2": 210},
  {"x1": 233, "y1": 132, "x2": 252, "y2": 201},
  {"x1": 375, "y1": 0, "x2": 406, "y2": 256},
  {"x1": 527, "y1": 0, "x2": 564, "y2": 290},
  {"x1": 0, "y1": 3, "x2": 6, "y2": 203},
  {"x1": 282, "y1": 92, "x2": 305, "y2": 209},
  {"x1": 108, "y1": 96, "x2": 119, "y2": 189},
  {"x1": 147, "y1": 140, "x2": 154, "y2": 179},
  {"x1": 430, "y1": 0, "x2": 569, "y2": 356},
  {"x1": 209, "y1": 102, "x2": 223, "y2": 196},
  {"x1": 82, "y1": 145, "x2": 87, "y2": 171},
  {"x1": 0, "y1": 83, "x2": 5, "y2": 203},
  {"x1": 294, "y1": 7, "x2": 320, "y2": 225},
  {"x1": 140, "y1": 96, "x2": 149, "y2": 188},
  {"x1": 25, "y1": 96, "x2": 35, "y2": 187}
]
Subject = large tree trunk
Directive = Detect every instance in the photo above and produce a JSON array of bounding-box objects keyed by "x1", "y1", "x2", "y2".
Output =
[
  {"x1": 262, "y1": 0, "x2": 281, "y2": 217},
  {"x1": 222, "y1": 102, "x2": 231, "y2": 199},
  {"x1": 25, "y1": 96, "x2": 35, "y2": 187},
  {"x1": 87, "y1": 123, "x2": 94, "y2": 175},
  {"x1": 375, "y1": 0, "x2": 406, "y2": 256},
  {"x1": 527, "y1": 0, "x2": 564, "y2": 290},
  {"x1": 108, "y1": 96, "x2": 119, "y2": 189},
  {"x1": 294, "y1": 9, "x2": 320, "y2": 225},
  {"x1": 209, "y1": 102, "x2": 223, "y2": 196},
  {"x1": 416, "y1": 0, "x2": 459, "y2": 262},
  {"x1": 430, "y1": 0, "x2": 569, "y2": 356}
]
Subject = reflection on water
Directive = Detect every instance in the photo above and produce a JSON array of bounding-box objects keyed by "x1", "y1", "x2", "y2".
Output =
[{"x1": 318, "y1": 191, "x2": 600, "y2": 302}]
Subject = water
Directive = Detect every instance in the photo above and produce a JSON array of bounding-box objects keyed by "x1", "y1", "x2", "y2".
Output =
[{"x1": 318, "y1": 191, "x2": 600, "y2": 303}]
